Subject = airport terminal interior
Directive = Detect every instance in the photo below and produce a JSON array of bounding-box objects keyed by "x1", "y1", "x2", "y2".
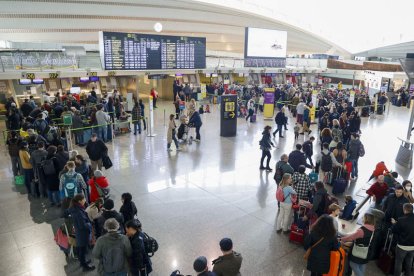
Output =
[{"x1": 1, "y1": 1, "x2": 414, "y2": 276}]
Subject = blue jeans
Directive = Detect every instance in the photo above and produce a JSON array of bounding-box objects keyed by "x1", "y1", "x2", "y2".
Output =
[
  {"x1": 96, "y1": 126, "x2": 107, "y2": 142},
  {"x1": 24, "y1": 169, "x2": 33, "y2": 194},
  {"x1": 133, "y1": 121, "x2": 141, "y2": 134},
  {"x1": 48, "y1": 190, "x2": 61, "y2": 205},
  {"x1": 349, "y1": 261, "x2": 366, "y2": 276},
  {"x1": 75, "y1": 132, "x2": 84, "y2": 145},
  {"x1": 351, "y1": 158, "x2": 359, "y2": 178}
]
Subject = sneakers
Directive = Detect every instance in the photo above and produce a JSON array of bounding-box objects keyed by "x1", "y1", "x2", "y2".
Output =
[
  {"x1": 259, "y1": 166, "x2": 266, "y2": 170},
  {"x1": 265, "y1": 167, "x2": 273, "y2": 172}
]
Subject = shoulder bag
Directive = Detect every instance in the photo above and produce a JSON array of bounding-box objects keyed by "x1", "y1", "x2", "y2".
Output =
[
  {"x1": 304, "y1": 237, "x2": 324, "y2": 260},
  {"x1": 351, "y1": 229, "x2": 374, "y2": 259}
]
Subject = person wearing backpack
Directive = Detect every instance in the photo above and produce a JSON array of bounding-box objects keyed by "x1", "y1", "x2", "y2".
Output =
[
  {"x1": 41, "y1": 146, "x2": 61, "y2": 207},
  {"x1": 30, "y1": 141, "x2": 48, "y2": 197},
  {"x1": 67, "y1": 194, "x2": 96, "y2": 272},
  {"x1": 347, "y1": 133, "x2": 364, "y2": 180},
  {"x1": 93, "y1": 218, "x2": 132, "y2": 276},
  {"x1": 88, "y1": 170, "x2": 110, "y2": 203},
  {"x1": 7, "y1": 131, "x2": 22, "y2": 177},
  {"x1": 96, "y1": 199, "x2": 125, "y2": 238},
  {"x1": 340, "y1": 213, "x2": 375, "y2": 276},
  {"x1": 274, "y1": 154, "x2": 294, "y2": 184},
  {"x1": 276, "y1": 173, "x2": 297, "y2": 234},
  {"x1": 311, "y1": 181, "x2": 328, "y2": 217},
  {"x1": 59, "y1": 161, "x2": 87, "y2": 209},
  {"x1": 125, "y1": 219, "x2": 153, "y2": 276},
  {"x1": 318, "y1": 143, "x2": 342, "y2": 184}
]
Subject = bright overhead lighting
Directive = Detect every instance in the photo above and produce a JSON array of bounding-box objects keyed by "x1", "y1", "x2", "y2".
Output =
[{"x1": 154, "y1": 22, "x2": 163, "y2": 33}]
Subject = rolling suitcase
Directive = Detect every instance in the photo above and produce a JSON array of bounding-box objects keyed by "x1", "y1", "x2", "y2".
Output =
[
  {"x1": 289, "y1": 223, "x2": 305, "y2": 245},
  {"x1": 323, "y1": 247, "x2": 346, "y2": 276},
  {"x1": 376, "y1": 229, "x2": 394, "y2": 274},
  {"x1": 250, "y1": 113, "x2": 256, "y2": 123},
  {"x1": 332, "y1": 168, "x2": 347, "y2": 195}
]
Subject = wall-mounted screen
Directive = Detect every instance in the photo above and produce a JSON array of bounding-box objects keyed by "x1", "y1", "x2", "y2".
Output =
[
  {"x1": 99, "y1": 31, "x2": 206, "y2": 70},
  {"x1": 19, "y1": 79, "x2": 32, "y2": 85},
  {"x1": 244, "y1": 27, "x2": 287, "y2": 68},
  {"x1": 89, "y1": 76, "x2": 100, "y2": 82},
  {"x1": 32, "y1": 79, "x2": 44, "y2": 84},
  {"x1": 80, "y1": 77, "x2": 90, "y2": 83},
  {"x1": 70, "y1": 87, "x2": 81, "y2": 94}
]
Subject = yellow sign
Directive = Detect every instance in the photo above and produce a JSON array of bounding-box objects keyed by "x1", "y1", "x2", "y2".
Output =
[
  {"x1": 225, "y1": 102, "x2": 235, "y2": 112},
  {"x1": 310, "y1": 106, "x2": 316, "y2": 123},
  {"x1": 263, "y1": 87, "x2": 275, "y2": 119},
  {"x1": 26, "y1": 73, "x2": 35, "y2": 79},
  {"x1": 201, "y1": 83, "x2": 207, "y2": 99},
  {"x1": 88, "y1": 72, "x2": 98, "y2": 76},
  {"x1": 49, "y1": 73, "x2": 59, "y2": 79},
  {"x1": 312, "y1": 90, "x2": 318, "y2": 95}
]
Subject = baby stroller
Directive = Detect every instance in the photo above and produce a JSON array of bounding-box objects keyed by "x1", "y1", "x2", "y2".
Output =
[{"x1": 177, "y1": 115, "x2": 189, "y2": 143}]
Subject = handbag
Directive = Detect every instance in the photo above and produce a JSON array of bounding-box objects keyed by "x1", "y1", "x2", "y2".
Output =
[
  {"x1": 94, "y1": 177, "x2": 110, "y2": 199},
  {"x1": 304, "y1": 237, "x2": 324, "y2": 260},
  {"x1": 102, "y1": 155, "x2": 113, "y2": 170},
  {"x1": 352, "y1": 230, "x2": 374, "y2": 259}
]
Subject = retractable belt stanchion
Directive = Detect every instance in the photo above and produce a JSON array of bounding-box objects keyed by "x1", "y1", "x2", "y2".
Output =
[{"x1": 147, "y1": 96, "x2": 156, "y2": 137}]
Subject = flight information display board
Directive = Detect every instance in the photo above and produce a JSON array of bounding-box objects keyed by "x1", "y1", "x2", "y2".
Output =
[{"x1": 99, "y1": 31, "x2": 206, "y2": 70}]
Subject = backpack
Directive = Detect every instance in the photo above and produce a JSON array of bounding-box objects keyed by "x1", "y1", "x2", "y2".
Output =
[
  {"x1": 63, "y1": 173, "x2": 79, "y2": 198},
  {"x1": 321, "y1": 152, "x2": 333, "y2": 172},
  {"x1": 102, "y1": 242, "x2": 126, "y2": 273},
  {"x1": 42, "y1": 158, "x2": 56, "y2": 176},
  {"x1": 142, "y1": 232, "x2": 159, "y2": 257},
  {"x1": 359, "y1": 143, "x2": 365, "y2": 157},
  {"x1": 276, "y1": 186, "x2": 285, "y2": 202},
  {"x1": 273, "y1": 162, "x2": 284, "y2": 183}
]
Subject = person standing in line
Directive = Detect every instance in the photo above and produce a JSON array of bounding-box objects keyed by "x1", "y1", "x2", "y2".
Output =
[
  {"x1": 276, "y1": 173, "x2": 297, "y2": 234},
  {"x1": 19, "y1": 141, "x2": 33, "y2": 195},
  {"x1": 188, "y1": 110, "x2": 202, "y2": 142},
  {"x1": 259, "y1": 126, "x2": 275, "y2": 171},
  {"x1": 55, "y1": 145, "x2": 69, "y2": 173},
  {"x1": 41, "y1": 146, "x2": 61, "y2": 207},
  {"x1": 212, "y1": 238, "x2": 243, "y2": 276},
  {"x1": 86, "y1": 133, "x2": 108, "y2": 171},
  {"x1": 131, "y1": 102, "x2": 142, "y2": 135},
  {"x1": 273, "y1": 108, "x2": 286, "y2": 138},
  {"x1": 167, "y1": 114, "x2": 181, "y2": 152},
  {"x1": 302, "y1": 136, "x2": 315, "y2": 167},
  {"x1": 150, "y1": 88, "x2": 158, "y2": 108},
  {"x1": 119, "y1": 193, "x2": 138, "y2": 223},
  {"x1": 193, "y1": 256, "x2": 215, "y2": 276},
  {"x1": 93, "y1": 218, "x2": 132, "y2": 276},
  {"x1": 139, "y1": 99, "x2": 147, "y2": 131},
  {"x1": 95, "y1": 104, "x2": 111, "y2": 143},
  {"x1": 125, "y1": 220, "x2": 153, "y2": 276},
  {"x1": 347, "y1": 133, "x2": 364, "y2": 180},
  {"x1": 72, "y1": 110, "x2": 85, "y2": 146},
  {"x1": 7, "y1": 131, "x2": 22, "y2": 177},
  {"x1": 391, "y1": 203, "x2": 414, "y2": 276},
  {"x1": 304, "y1": 215, "x2": 339, "y2": 276},
  {"x1": 67, "y1": 194, "x2": 96, "y2": 272},
  {"x1": 296, "y1": 99, "x2": 306, "y2": 125}
]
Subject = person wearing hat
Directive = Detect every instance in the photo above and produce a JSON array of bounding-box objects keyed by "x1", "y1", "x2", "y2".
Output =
[
  {"x1": 93, "y1": 218, "x2": 132, "y2": 275},
  {"x1": 88, "y1": 170, "x2": 110, "y2": 203},
  {"x1": 86, "y1": 133, "x2": 108, "y2": 171},
  {"x1": 95, "y1": 199, "x2": 125, "y2": 237},
  {"x1": 193, "y1": 256, "x2": 215, "y2": 276},
  {"x1": 212, "y1": 238, "x2": 243, "y2": 276}
]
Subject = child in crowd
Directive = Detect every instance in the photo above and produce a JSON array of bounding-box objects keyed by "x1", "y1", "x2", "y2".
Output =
[
  {"x1": 340, "y1": 195, "x2": 357, "y2": 220},
  {"x1": 119, "y1": 192, "x2": 138, "y2": 223},
  {"x1": 328, "y1": 203, "x2": 341, "y2": 233},
  {"x1": 294, "y1": 123, "x2": 300, "y2": 140}
]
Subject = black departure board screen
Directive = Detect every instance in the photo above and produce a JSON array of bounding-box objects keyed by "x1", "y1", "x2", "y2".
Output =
[{"x1": 99, "y1": 32, "x2": 206, "y2": 70}]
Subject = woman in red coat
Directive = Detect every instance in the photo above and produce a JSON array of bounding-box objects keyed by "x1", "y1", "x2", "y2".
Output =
[
  {"x1": 150, "y1": 88, "x2": 158, "y2": 108},
  {"x1": 88, "y1": 170, "x2": 109, "y2": 203}
]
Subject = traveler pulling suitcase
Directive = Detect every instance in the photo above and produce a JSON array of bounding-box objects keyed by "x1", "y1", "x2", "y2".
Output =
[
  {"x1": 376, "y1": 229, "x2": 395, "y2": 274},
  {"x1": 323, "y1": 247, "x2": 346, "y2": 276},
  {"x1": 332, "y1": 168, "x2": 347, "y2": 195}
]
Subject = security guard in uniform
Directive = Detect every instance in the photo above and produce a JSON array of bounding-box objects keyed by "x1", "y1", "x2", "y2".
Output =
[{"x1": 212, "y1": 238, "x2": 243, "y2": 276}]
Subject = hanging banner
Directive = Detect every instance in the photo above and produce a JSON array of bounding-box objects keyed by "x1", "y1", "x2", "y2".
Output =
[
  {"x1": 263, "y1": 87, "x2": 275, "y2": 119},
  {"x1": 310, "y1": 105, "x2": 316, "y2": 123},
  {"x1": 349, "y1": 90, "x2": 355, "y2": 106}
]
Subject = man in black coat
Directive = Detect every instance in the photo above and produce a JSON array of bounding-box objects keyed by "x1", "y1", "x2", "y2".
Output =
[
  {"x1": 86, "y1": 133, "x2": 108, "y2": 171},
  {"x1": 20, "y1": 99, "x2": 33, "y2": 118},
  {"x1": 125, "y1": 220, "x2": 153, "y2": 275},
  {"x1": 392, "y1": 203, "x2": 414, "y2": 276},
  {"x1": 288, "y1": 144, "x2": 313, "y2": 172},
  {"x1": 95, "y1": 199, "x2": 124, "y2": 238},
  {"x1": 302, "y1": 136, "x2": 315, "y2": 167},
  {"x1": 383, "y1": 185, "x2": 409, "y2": 227},
  {"x1": 273, "y1": 109, "x2": 287, "y2": 138}
]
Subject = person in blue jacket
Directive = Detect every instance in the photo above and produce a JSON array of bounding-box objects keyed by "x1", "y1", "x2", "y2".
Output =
[
  {"x1": 189, "y1": 111, "x2": 203, "y2": 142},
  {"x1": 340, "y1": 195, "x2": 357, "y2": 220},
  {"x1": 67, "y1": 194, "x2": 95, "y2": 272}
]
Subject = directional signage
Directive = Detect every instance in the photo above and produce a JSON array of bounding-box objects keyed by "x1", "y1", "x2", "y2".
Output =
[
  {"x1": 220, "y1": 95, "x2": 237, "y2": 137},
  {"x1": 49, "y1": 73, "x2": 59, "y2": 79}
]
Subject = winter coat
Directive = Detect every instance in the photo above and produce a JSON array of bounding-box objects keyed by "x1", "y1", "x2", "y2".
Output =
[
  {"x1": 120, "y1": 201, "x2": 137, "y2": 223},
  {"x1": 260, "y1": 131, "x2": 273, "y2": 151},
  {"x1": 312, "y1": 188, "x2": 327, "y2": 217},
  {"x1": 288, "y1": 150, "x2": 312, "y2": 172},
  {"x1": 348, "y1": 139, "x2": 362, "y2": 160},
  {"x1": 167, "y1": 120, "x2": 177, "y2": 144},
  {"x1": 42, "y1": 155, "x2": 61, "y2": 191},
  {"x1": 304, "y1": 232, "x2": 339, "y2": 274},
  {"x1": 129, "y1": 231, "x2": 146, "y2": 274},
  {"x1": 55, "y1": 151, "x2": 69, "y2": 172},
  {"x1": 86, "y1": 140, "x2": 108, "y2": 161},
  {"x1": 71, "y1": 115, "x2": 84, "y2": 134},
  {"x1": 68, "y1": 203, "x2": 91, "y2": 247},
  {"x1": 75, "y1": 160, "x2": 89, "y2": 183},
  {"x1": 131, "y1": 105, "x2": 142, "y2": 121},
  {"x1": 275, "y1": 111, "x2": 286, "y2": 125},
  {"x1": 88, "y1": 176, "x2": 109, "y2": 203},
  {"x1": 189, "y1": 111, "x2": 202, "y2": 128},
  {"x1": 95, "y1": 210, "x2": 125, "y2": 237}
]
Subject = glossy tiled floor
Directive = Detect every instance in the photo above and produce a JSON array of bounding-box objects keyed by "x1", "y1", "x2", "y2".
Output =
[{"x1": 0, "y1": 101, "x2": 411, "y2": 276}]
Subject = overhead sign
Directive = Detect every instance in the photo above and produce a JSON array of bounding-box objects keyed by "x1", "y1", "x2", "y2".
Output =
[
  {"x1": 99, "y1": 31, "x2": 206, "y2": 70},
  {"x1": 26, "y1": 73, "x2": 35, "y2": 79},
  {"x1": 49, "y1": 73, "x2": 59, "y2": 79},
  {"x1": 88, "y1": 71, "x2": 98, "y2": 76},
  {"x1": 108, "y1": 71, "x2": 116, "y2": 77}
]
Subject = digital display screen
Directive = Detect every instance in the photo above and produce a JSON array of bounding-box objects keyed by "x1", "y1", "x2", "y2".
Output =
[
  {"x1": 244, "y1": 27, "x2": 287, "y2": 68},
  {"x1": 70, "y1": 87, "x2": 81, "y2": 94},
  {"x1": 19, "y1": 79, "x2": 32, "y2": 85},
  {"x1": 89, "y1": 76, "x2": 100, "y2": 82},
  {"x1": 99, "y1": 31, "x2": 206, "y2": 70},
  {"x1": 79, "y1": 77, "x2": 90, "y2": 83},
  {"x1": 32, "y1": 79, "x2": 44, "y2": 84}
]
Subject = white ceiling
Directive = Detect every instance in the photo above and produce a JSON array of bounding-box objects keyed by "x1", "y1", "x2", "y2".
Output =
[{"x1": 0, "y1": 0, "x2": 350, "y2": 57}]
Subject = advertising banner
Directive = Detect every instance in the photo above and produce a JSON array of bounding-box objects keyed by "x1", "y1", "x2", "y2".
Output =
[
  {"x1": 201, "y1": 83, "x2": 207, "y2": 99},
  {"x1": 263, "y1": 87, "x2": 275, "y2": 119}
]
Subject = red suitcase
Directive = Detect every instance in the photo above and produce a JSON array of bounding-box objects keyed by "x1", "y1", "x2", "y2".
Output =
[
  {"x1": 289, "y1": 223, "x2": 305, "y2": 245},
  {"x1": 323, "y1": 247, "x2": 346, "y2": 276},
  {"x1": 377, "y1": 229, "x2": 394, "y2": 274}
]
